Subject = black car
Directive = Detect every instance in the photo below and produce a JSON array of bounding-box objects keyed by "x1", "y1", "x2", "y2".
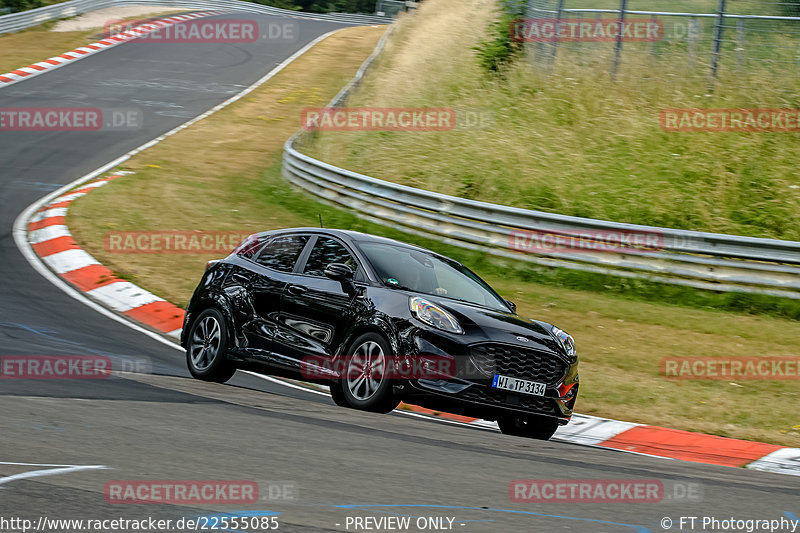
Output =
[{"x1": 181, "y1": 228, "x2": 579, "y2": 440}]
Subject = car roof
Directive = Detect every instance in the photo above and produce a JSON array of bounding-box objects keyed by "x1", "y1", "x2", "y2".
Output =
[{"x1": 259, "y1": 227, "x2": 438, "y2": 255}]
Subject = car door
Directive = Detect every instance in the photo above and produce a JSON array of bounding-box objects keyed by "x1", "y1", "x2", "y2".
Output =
[
  {"x1": 240, "y1": 234, "x2": 311, "y2": 361},
  {"x1": 272, "y1": 235, "x2": 363, "y2": 371}
]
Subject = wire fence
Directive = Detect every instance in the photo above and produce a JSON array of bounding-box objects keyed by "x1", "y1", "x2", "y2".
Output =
[
  {"x1": 522, "y1": 0, "x2": 800, "y2": 86},
  {"x1": 375, "y1": 0, "x2": 406, "y2": 17}
]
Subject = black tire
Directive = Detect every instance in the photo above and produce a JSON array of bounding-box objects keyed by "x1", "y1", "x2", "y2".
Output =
[
  {"x1": 330, "y1": 332, "x2": 399, "y2": 414},
  {"x1": 186, "y1": 308, "x2": 236, "y2": 383},
  {"x1": 329, "y1": 381, "x2": 349, "y2": 407},
  {"x1": 497, "y1": 413, "x2": 560, "y2": 440}
]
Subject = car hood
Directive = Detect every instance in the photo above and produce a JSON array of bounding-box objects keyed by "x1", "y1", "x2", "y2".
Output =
[{"x1": 436, "y1": 299, "x2": 563, "y2": 356}]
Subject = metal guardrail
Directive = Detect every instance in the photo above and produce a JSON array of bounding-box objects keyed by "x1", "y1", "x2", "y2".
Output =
[
  {"x1": 282, "y1": 24, "x2": 800, "y2": 300},
  {"x1": 0, "y1": 0, "x2": 390, "y2": 35}
]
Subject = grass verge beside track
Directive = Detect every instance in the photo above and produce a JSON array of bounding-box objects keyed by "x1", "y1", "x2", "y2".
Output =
[
  {"x1": 66, "y1": 24, "x2": 800, "y2": 447},
  {"x1": 306, "y1": 0, "x2": 800, "y2": 241}
]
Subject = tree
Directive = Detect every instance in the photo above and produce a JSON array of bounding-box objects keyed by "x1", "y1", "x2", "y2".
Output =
[
  {"x1": 1, "y1": 0, "x2": 42, "y2": 13},
  {"x1": 295, "y1": 0, "x2": 375, "y2": 13},
  {"x1": 781, "y1": 0, "x2": 800, "y2": 16}
]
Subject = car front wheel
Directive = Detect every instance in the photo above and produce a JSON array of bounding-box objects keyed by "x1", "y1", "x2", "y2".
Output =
[
  {"x1": 331, "y1": 332, "x2": 399, "y2": 414},
  {"x1": 186, "y1": 308, "x2": 236, "y2": 383},
  {"x1": 497, "y1": 413, "x2": 559, "y2": 440}
]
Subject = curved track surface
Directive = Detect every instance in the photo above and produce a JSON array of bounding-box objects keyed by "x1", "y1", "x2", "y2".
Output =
[{"x1": 0, "y1": 12, "x2": 798, "y2": 533}]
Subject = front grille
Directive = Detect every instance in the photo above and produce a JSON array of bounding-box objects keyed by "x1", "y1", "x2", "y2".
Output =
[
  {"x1": 460, "y1": 386, "x2": 558, "y2": 415},
  {"x1": 469, "y1": 343, "x2": 567, "y2": 385}
]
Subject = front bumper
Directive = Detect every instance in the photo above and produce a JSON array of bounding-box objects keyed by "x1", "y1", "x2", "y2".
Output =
[
  {"x1": 395, "y1": 329, "x2": 579, "y2": 424},
  {"x1": 401, "y1": 376, "x2": 577, "y2": 424}
]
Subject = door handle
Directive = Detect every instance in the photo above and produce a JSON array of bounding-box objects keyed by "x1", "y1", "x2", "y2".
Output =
[{"x1": 287, "y1": 284, "x2": 308, "y2": 295}]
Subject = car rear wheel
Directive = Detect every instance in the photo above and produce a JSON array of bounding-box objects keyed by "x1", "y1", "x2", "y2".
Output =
[
  {"x1": 497, "y1": 413, "x2": 559, "y2": 440},
  {"x1": 186, "y1": 308, "x2": 236, "y2": 383},
  {"x1": 331, "y1": 333, "x2": 399, "y2": 414}
]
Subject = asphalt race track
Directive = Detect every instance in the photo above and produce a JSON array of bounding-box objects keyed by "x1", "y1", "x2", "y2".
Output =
[{"x1": 0, "y1": 12, "x2": 798, "y2": 533}]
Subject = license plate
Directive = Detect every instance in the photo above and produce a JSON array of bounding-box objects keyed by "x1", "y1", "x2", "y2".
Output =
[{"x1": 491, "y1": 374, "x2": 546, "y2": 397}]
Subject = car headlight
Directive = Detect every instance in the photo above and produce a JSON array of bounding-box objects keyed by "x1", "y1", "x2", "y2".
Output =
[
  {"x1": 551, "y1": 326, "x2": 576, "y2": 359},
  {"x1": 409, "y1": 297, "x2": 463, "y2": 334}
]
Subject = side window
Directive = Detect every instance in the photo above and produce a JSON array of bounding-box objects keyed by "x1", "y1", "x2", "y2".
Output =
[
  {"x1": 303, "y1": 237, "x2": 356, "y2": 277},
  {"x1": 233, "y1": 234, "x2": 264, "y2": 260},
  {"x1": 255, "y1": 235, "x2": 309, "y2": 272}
]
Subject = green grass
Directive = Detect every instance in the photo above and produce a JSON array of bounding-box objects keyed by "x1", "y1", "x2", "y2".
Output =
[
  {"x1": 306, "y1": 0, "x2": 800, "y2": 241},
  {"x1": 65, "y1": 21, "x2": 800, "y2": 446}
]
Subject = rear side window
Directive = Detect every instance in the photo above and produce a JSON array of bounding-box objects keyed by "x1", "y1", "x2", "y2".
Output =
[
  {"x1": 255, "y1": 235, "x2": 309, "y2": 272},
  {"x1": 303, "y1": 237, "x2": 356, "y2": 277},
  {"x1": 233, "y1": 234, "x2": 264, "y2": 259}
]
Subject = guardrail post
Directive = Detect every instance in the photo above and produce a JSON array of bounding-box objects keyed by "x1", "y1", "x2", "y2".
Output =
[
  {"x1": 709, "y1": 0, "x2": 728, "y2": 87},
  {"x1": 611, "y1": 0, "x2": 628, "y2": 79},
  {"x1": 575, "y1": 11, "x2": 585, "y2": 67},
  {"x1": 545, "y1": 0, "x2": 565, "y2": 69},
  {"x1": 736, "y1": 18, "x2": 745, "y2": 71},
  {"x1": 525, "y1": 0, "x2": 543, "y2": 70},
  {"x1": 688, "y1": 16, "x2": 698, "y2": 68}
]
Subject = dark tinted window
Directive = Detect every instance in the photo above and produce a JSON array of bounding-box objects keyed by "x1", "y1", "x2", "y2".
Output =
[
  {"x1": 358, "y1": 242, "x2": 509, "y2": 311},
  {"x1": 303, "y1": 237, "x2": 356, "y2": 277},
  {"x1": 233, "y1": 234, "x2": 265, "y2": 259},
  {"x1": 255, "y1": 235, "x2": 309, "y2": 272}
]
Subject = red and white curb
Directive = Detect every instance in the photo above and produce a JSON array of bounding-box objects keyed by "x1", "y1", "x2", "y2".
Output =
[
  {"x1": 27, "y1": 173, "x2": 186, "y2": 338},
  {"x1": 10, "y1": 23, "x2": 800, "y2": 478},
  {"x1": 0, "y1": 11, "x2": 219, "y2": 89}
]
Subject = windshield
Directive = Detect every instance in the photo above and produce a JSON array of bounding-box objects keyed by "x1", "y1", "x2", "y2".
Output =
[{"x1": 357, "y1": 242, "x2": 509, "y2": 312}]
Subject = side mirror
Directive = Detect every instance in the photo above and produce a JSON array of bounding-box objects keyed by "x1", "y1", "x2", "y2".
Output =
[
  {"x1": 324, "y1": 262, "x2": 354, "y2": 281},
  {"x1": 504, "y1": 299, "x2": 517, "y2": 314}
]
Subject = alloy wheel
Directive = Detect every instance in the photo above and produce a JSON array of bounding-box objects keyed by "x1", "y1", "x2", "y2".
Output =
[
  {"x1": 189, "y1": 315, "x2": 221, "y2": 371},
  {"x1": 346, "y1": 340, "x2": 387, "y2": 401}
]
